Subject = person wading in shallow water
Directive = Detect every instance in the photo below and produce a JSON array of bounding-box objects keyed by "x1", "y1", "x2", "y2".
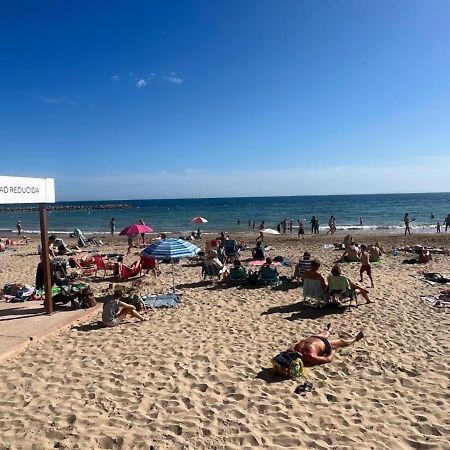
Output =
[{"x1": 288, "y1": 323, "x2": 364, "y2": 366}]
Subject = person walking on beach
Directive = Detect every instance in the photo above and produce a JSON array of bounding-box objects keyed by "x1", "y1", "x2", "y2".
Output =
[
  {"x1": 289, "y1": 219, "x2": 293, "y2": 234},
  {"x1": 404, "y1": 213, "x2": 414, "y2": 235},
  {"x1": 436, "y1": 222, "x2": 441, "y2": 233},
  {"x1": 444, "y1": 214, "x2": 450, "y2": 232},
  {"x1": 16, "y1": 221, "x2": 22, "y2": 235},
  {"x1": 259, "y1": 221, "x2": 265, "y2": 231},
  {"x1": 298, "y1": 220, "x2": 305, "y2": 238},
  {"x1": 138, "y1": 218, "x2": 146, "y2": 244},
  {"x1": 109, "y1": 218, "x2": 116, "y2": 235},
  {"x1": 359, "y1": 244, "x2": 374, "y2": 288},
  {"x1": 252, "y1": 221, "x2": 256, "y2": 230},
  {"x1": 327, "y1": 216, "x2": 334, "y2": 235},
  {"x1": 288, "y1": 323, "x2": 364, "y2": 367}
]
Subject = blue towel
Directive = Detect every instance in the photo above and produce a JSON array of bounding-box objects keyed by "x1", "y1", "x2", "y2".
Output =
[{"x1": 142, "y1": 293, "x2": 181, "y2": 308}]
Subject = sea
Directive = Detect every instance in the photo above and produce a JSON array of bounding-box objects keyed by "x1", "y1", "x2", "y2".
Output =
[{"x1": 1, "y1": 193, "x2": 449, "y2": 236}]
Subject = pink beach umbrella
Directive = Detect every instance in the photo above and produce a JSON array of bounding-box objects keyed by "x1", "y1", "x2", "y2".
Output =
[
  {"x1": 191, "y1": 217, "x2": 208, "y2": 224},
  {"x1": 119, "y1": 223, "x2": 154, "y2": 235}
]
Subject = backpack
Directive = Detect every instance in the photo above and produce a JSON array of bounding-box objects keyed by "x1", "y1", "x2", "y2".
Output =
[{"x1": 272, "y1": 351, "x2": 305, "y2": 379}]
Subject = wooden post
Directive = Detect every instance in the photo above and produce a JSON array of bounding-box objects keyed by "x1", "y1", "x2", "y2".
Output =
[{"x1": 39, "y1": 203, "x2": 53, "y2": 315}]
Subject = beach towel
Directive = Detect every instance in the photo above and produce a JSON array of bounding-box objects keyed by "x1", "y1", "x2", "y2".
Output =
[
  {"x1": 142, "y1": 293, "x2": 181, "y2": 309},
  {"x1": 416, "y1": 273, "x2": 450, "y2": 286},
  {"x1": 420, "y1": 295, "x2": 450, "y2": 311}
]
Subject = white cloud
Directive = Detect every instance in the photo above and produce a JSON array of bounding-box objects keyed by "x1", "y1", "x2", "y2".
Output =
[
  {"x1": 135, "y1": 79, "x2": 147, "y2": 89},
  {"x1": 43, "y1": 97, "x2": 76, "y2": 106},
  {"x1": 112, "y1": 75, "x2": 120, "y2": 81},
  {"x1": 162, "y1": 72, "x2": 183, "y2": 84}
]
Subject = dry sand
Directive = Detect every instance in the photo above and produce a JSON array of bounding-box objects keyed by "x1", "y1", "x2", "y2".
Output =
[{"x1": 0, "y1": 232, "x2": 449, "y2": 449}]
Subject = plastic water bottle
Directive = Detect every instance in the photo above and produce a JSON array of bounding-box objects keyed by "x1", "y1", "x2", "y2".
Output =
[{"x1": 393, "y1": 248, "x2": 398, "y2": 256}]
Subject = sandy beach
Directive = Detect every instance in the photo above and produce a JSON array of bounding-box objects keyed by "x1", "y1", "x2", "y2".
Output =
[{"x1": 0, "y1": 231, "x2": 449, "y2": 450}]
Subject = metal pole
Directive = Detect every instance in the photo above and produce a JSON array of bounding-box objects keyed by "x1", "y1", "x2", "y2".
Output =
[
  {"x1": 39, "y1": 203, "x2": 53, "y2": 314},
  {"x1": 171, "y1": 259, "x2": 175, "y2": 293}
]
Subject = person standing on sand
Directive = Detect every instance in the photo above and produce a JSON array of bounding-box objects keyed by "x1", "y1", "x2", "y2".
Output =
[
  {"x1": 444, "y1": 214, "x2": 450, "y2": 232},
  {"x1": 289, "y1": 219, "x2": 293, "y2": 234},
  {"x1": 298, "y1": 220, "x2": 305, "y2": 238},
  {"x1": 359, "y1": 244, "x2": 374, "y2": 288},
  {"x1": 138, "y1": 218, "x2": 146, "y2": 244},
  {"x1": 110, "y1": 218, "x2": 116, "y2": 235},
  {"x1": 288, "y1": 323, "x2": 364, "y2": 367},
  {"x1": 404, "y1": 213, "x2": 414, "y2": 235},
  {"x1": 436, "y1": 222, "x2": 441, "y2": 233},
  {"x1": 16, "y1": 221, "x2": 22, "y2": 235}
]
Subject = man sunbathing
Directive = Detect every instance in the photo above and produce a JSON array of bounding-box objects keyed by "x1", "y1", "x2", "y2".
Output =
[{"x1": 288, "y1": 323, "x2": 364, "y2": 366}]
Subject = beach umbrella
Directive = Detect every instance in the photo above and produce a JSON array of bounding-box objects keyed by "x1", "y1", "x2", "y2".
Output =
[
  {"x1": 262, "y1": 228, "x2": 280, "y2": 235},
  {"x1": 119, "y1": 223, "x2": 154, "y2": 235},
  {"x1": 192, "y1": 217, "x2": 208, "y2": 224},
  {"x1": 142, "y1": 238, "x2": 201, "y2": 291}
]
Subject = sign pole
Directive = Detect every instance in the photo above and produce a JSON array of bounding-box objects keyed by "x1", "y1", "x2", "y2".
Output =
[{"x1": 39, "y1": 203, "x2": 53, "y2": 315}]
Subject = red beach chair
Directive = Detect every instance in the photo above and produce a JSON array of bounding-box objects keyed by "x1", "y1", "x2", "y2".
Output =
[
  {"x1": 119, "y1": 261, "x2": 142, "y2": 280},
  {"x1": 92, "y1": 254, "x2": 117, "y2": 277}
]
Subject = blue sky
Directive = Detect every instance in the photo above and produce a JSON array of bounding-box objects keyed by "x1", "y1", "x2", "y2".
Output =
[{"x1": 1, "y1": 1, "x2": 450, "y2": 200}]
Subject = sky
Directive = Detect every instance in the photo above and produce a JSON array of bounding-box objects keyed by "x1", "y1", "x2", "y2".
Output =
[{"x1": 1, "y1": 0, "x2": 450, "y2": 200}]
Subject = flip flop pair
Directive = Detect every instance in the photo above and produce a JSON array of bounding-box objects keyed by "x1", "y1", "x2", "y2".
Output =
[{"x1": 295, "y1": 380, "x2": 313, "y2": 396}]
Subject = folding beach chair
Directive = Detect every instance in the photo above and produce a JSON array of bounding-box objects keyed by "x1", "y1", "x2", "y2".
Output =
[
  {"x1": 229, "y1": 266, "x2": 247, "y2": 285},
  {"x1": 202, "y1": 261, "x2": 221, "y2": 280},
  {"x1": 302, "y1": 278, "x2": 328, "y2": 306},
  {"x1": 224, "y1": 239, "x2": 240, "y2": 259},
  {"x1": 327, "y1": 275, "x2": 358, "y2": 307},
  {"x1": 258, "y1": 266, "x2": 281, "y2": 286},
  {"x1": 119, "y1": 261, "x2": 142, "y2": 280},
  {"x1": 92, "y1": 254, "x2": 116, "y2": 278}
]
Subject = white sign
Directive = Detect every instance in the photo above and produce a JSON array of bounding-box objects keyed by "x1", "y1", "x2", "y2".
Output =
[{"x1": 0, "y1": 176, "x2": 55, "y2": 204}]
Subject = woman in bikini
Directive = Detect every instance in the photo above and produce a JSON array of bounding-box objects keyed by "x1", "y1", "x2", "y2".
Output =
[{"x1": 288, "y1": 323, "x2": 364, "y2": 366}]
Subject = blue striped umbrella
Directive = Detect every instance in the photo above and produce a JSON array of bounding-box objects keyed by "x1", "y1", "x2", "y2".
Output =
[
  {"x1": 142, "y1": 238, "x2": 200, "y2": 260},
  {"x1": 141, "y1": 238, "x2": 201, "y2": 291}
]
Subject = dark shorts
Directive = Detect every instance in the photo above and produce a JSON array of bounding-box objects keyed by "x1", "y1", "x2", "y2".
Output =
[
  {"x1": 360, "y1": 264, "x2": 372, "y2": 276},
  {"x1": 311, "y1": 336, "x2": 332, "y2": 356}
]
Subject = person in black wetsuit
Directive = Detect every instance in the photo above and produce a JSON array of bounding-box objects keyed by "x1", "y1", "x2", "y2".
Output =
[{"x1": 288, "y1": 323, "x2": 364, "y2": 366}]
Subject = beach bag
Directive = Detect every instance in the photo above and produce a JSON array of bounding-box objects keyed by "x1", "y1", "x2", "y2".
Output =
[{"x1": 272, "y1": 351, "x2": 305, "y2": 379}]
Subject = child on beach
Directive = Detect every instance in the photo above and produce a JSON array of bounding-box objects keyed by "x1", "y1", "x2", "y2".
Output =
[{"x1": 359, "y1": 244, "x2": 374, "y2": 287}]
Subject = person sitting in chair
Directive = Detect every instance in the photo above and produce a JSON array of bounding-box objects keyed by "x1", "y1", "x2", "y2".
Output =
[
  {"x1": 288, "y1": 323, "x2": 364, "y2": 366},
  {"x1": 303, "y1": 259, "x2": 327, "y2": 291},
  {"x1": 327, "y1": 264, "x2": 372, "y2": 304},
  {"x1": 229, "y1": 259, "x2": 247, "y2": 282},
  {"x1": 258, "y1": 257, "x2": 280, "y2": 284}
]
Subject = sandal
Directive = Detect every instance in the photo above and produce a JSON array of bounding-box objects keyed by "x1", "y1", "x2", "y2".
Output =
[{"x1": 295, "y1": 380, "x2": 313, "y2": 396}]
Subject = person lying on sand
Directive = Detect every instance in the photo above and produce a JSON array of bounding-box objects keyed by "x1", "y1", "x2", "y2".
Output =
[
  {"x1": 102, "y1": 286, "x2": 148, "y2": 327},
  {"x1": 288, "y1": 323, "x2": 364, "y2": 367}
]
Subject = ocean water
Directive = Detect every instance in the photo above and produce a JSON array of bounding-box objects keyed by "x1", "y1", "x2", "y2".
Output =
[{"x1": 0, "y1": 193, "x2": 449, "y2": 235}]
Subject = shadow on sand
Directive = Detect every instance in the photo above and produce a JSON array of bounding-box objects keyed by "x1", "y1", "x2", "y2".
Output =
[{"x1": 262, "y1": 302, "x2": 347, "y2": 321}]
